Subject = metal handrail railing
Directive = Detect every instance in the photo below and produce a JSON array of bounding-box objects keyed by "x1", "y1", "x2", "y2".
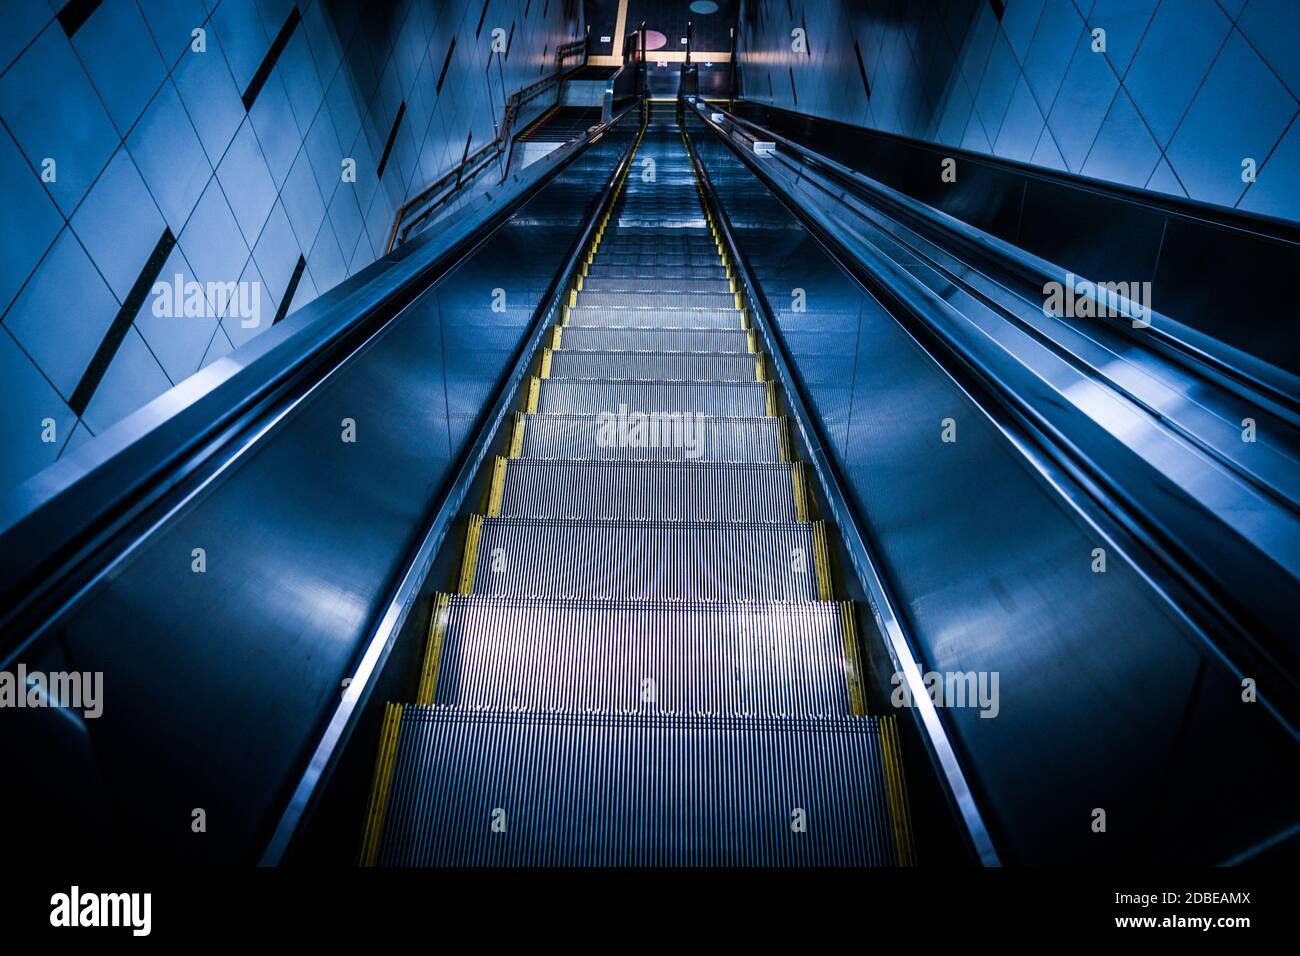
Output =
[
  {"x1": 386, "y1": 38, "x2": 587, "y2": 253},
  {"x1": 706, "y1": 102, "x2": 1300, "y2": 415}
]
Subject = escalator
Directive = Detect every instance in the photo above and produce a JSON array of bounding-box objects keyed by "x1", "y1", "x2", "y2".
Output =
[
  {"x1": 4, "y1": 82, "x2": 1295, "y2": 869},
  {"x1": 356, "y1": 105, "x2": 916, "y2": 867}
]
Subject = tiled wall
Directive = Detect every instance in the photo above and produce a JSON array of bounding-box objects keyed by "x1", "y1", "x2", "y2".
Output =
[
  {"x1": 736, "y1": 0, "x2": 1300, "y2": 217},
  {"x1": 0, "y1": 0, "x2": 582, "y2": 493}
]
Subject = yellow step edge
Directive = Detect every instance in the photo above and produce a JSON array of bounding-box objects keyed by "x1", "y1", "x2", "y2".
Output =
[
  {"x1": 765, "y1": 380, "x2": 778, "y2": 417},
  {"x1": 746, "y1": 330, "x2": 757, "y2": 353},
  {"x1": 549, "y1": 325, "x2": 563, "y2": 349},
  {"x1": 881, "y1": 716, "x2": 918, "y2": 867},
  {"x1": 509, "y1": 412, "x2": 525, "y2": 458},
  {"x1": 540, "y1": 348, "x2": 553, "y2": 379},
  {"x1": 754, "y1": 354, "x2": 765, "y2": 382},
  {"x1": 813, "y1": 520, "x2": 835, "y2": 601},
  {"x1": 357, "y1": 701, "x2": 403, "y2": 867},
  {"x1": 416, "y1": 593, "x2": 451, "y2": 704},
  {"x1": 486, "y1": 457, "x2": 507, "y2": 517},
  {"x1": 568, "y1": 288, "x2": 578, "y2": 307},
  {"x1": 792, "y1": 460, "x2": 809, "y2": 522},
  {"x1": 839, "y1": 602, "x2": 865, "y2": 716},
  {"x1": 458, "y1": 514, "x2": 484, "y2": 593},
  {"x1": 575, "y1": 273, "x2": 584, "y2": 291},
  {"x1": 526, "y1": 375, "x2": 540, "y2": 412}
]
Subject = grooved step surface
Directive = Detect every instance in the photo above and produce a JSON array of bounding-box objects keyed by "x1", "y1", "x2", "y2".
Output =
[
  {"x1": 581, "y1": 276, "x2": 734, "y2": 293},
  {"x1": 555, "y1": 327, "x2": 751, "y2": 353},
  {"x1": 433, "y1": 595, "x2": 851, "y2": 713},
  {"x1": 468, "y1": 518, "x2": 822, "y2": 601},
  {"x1": 518, "y1": 413, "x2": 786, "y2": 462},
  {"x1": 496, "y1": 460, "x2": 799, "y2": 522},
  {"x1": 536, "y1": 379, "x2": 768, "y2": 416},
  {"x1": 376, "y1": 707, "x2": 899, "y2": 867},
  {"x1": 548, "y1": 350, "x2": 759, "y2": 382},
  {"x1": 567, "y1": 308, "x2": 741, "y2": 329}
]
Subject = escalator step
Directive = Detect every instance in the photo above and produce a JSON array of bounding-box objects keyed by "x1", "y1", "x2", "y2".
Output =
[
  {"x1": 427, "y1": 596, "x2": 851, "y2": 712},
  {"x1": 547, "y1": 350, "x2": 759, "y2": 382},
  {"x1": 566, "y1": 308, "x2": 740, "y2": 330},
  {"x1": 374, "y1": 707, "x2": 901, "y2": 867},
  {"x1": 575, "y1": 291, "x2": 737, "y2": 310},
  {"x1": 586, "y1": 264, "x2": 726, "y2": 279},
  {"x1": 581, "y1": 277, "x2": 733, "y2": 294},
  {"x1": 464, "y1": 518, "x2": 830, "y2": 601},
  {"x1": 600, "y1": 238, "x2": 718, "y2": 252},
  {"x1": 590, "y1": 254, "x2": 723, "y2": 269},
  {"x1": 536, "y1": 379, "x2": 770, "y2": 416},
  {"x1": 494, "y1": 459, "x2": 804, "y2": 522},
  {"x1": 554, "y1": 326, "x2": 751, "y2": 353},
  {"x1": 517, "y1": 413, "x2": 787, "y2": 462}
]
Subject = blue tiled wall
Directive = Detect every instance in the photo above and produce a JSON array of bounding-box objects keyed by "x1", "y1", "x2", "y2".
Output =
[
  {"x1": 737, "y1": 0, "x2": 1299, "y2": 217},
  {"x1": 0, "y1": 0, "x2": 582, "y2": 492}
]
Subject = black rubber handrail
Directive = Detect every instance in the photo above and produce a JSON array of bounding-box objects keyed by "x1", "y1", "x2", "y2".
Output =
[{"x1": 717, "y1": 103, "x2": 1300, "y2": 417}]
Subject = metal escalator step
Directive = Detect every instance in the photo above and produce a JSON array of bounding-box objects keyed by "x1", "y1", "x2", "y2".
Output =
[
  {"x1": 430, "y1": 595, "x2": 849, "y2": 712},
  {"x1": 591, "y1": 254, "x2": 722, "y2": 269},
  {"x1": 495, "y1": 459, "x2": 801, "y2": 521},
  {"x1": 517, "y1": 413, "x2": 787, "y2": 462},
  {"x1": 601, "y1": 237, "x2": 717, "y2": 250},
  {"x1": 614, "y1": 216, "x2": 709, "y2": 229},
  {"x1": 586, "y1": 264, "x2": 726, "y2": 279},
  {"x1": 554, "y1": 326, "x2": 751, "y2": 353},
  {"x1": 536, "y1": 379, "x2": 769, "y2": 416},
  {"x1": 465, "y1": 518, "x2": 825, "y2": 601},
  {"x1": 581, "y1": 276, "x2": 733, "y2": 294},
  {"x1": 547, "y1": 350, "x2": 759, "y2": 382},
  {"x1": 375, "y1": 707, "x2": 900, "y2": 866},
  {"x1": 614, "y1": 206, "x2": 707, "y2": 215},
  {"x1": 602, "y1": 227, "x2": 714, "y2": 238},
  {"x1": 566, "y1": 308, "x2": 740, "y2": 330},
  {"x1": 575, "y1": 291, "x2": 737, "y2": 310}
]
